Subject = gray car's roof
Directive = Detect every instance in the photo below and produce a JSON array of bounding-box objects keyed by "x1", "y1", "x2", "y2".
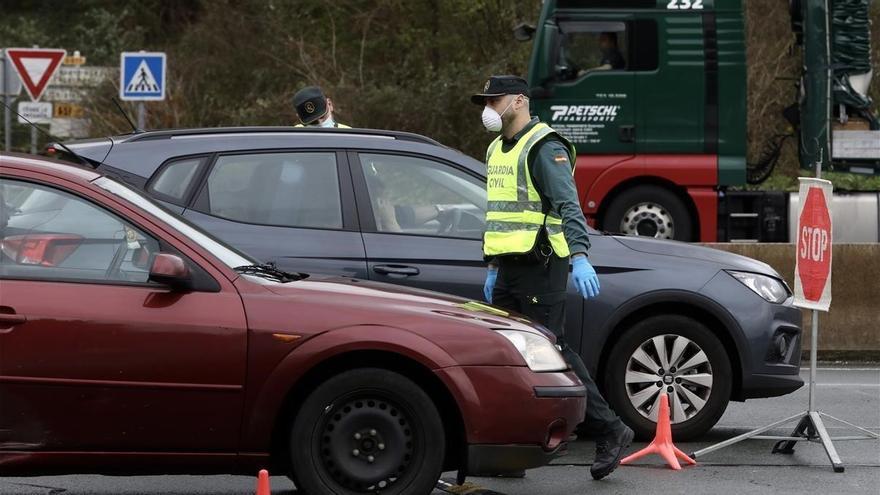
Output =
[{"x1": 63, "y1": 126, "x2": 485, "y2": 178}]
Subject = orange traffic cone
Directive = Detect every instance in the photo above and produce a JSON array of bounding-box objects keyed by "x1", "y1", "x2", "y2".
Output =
[
  {"x1": 256, "y1": 469, "x2": 271, "y2": 495},
  {"x1": 620, "y1": 393, "x2": 696, "y2": 470}
]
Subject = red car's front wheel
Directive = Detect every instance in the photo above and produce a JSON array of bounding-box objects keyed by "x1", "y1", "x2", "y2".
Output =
[{"x1": 291, "y1": 368, "x2": 445, "y2": 495}]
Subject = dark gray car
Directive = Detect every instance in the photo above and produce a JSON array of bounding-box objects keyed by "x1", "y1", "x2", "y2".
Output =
[{"x1": 57, "y1": 127, "x2": 803, "y2": 440}]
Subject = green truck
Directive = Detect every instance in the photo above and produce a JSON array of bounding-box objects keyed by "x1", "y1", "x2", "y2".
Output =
[{"x1": 517, "y1": 0, "x2": 879, "y2": 242}]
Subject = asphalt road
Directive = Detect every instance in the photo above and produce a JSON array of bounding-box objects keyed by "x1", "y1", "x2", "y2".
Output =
[{"x1": 2, "y1": 366, "x2": 878, "y2": 495}]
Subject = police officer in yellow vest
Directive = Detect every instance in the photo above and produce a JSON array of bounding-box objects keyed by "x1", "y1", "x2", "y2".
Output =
[
  {"x1": 473, "y1": 76, "x2": 633, "y2": 481},
  {"x1": 292, "y1": 86, "x2": 351, "y2": 128}
]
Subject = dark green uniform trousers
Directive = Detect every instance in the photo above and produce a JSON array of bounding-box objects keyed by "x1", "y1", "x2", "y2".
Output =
[{"x1": 493, "y1": 254, "x2": 624, "y2": 438}]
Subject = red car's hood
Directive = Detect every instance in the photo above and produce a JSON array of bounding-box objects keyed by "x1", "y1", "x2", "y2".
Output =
[{"x1": 253, "y1": 274, "x2": 553, "y2": 339}]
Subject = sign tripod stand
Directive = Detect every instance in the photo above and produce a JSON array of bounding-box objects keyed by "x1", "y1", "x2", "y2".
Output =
[{"x1": 688, "y1": 162, "x2": 879, "y2": 475}]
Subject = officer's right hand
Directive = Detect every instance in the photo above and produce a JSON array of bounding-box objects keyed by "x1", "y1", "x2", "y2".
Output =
[
  {"x1": 484, "y1": 266, "x2": 499, "y2": 303},
  {"x1": 572, "y1": 255, "x2": 600, "y2": 299}
]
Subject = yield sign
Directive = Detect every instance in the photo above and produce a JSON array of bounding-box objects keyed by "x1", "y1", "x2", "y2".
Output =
[
  {"x1": 5, "y1": 48, "x2": 66, "y2": 101},
  {"x1": 793, "y1": 178, "x2": 833, "y2": 312}
]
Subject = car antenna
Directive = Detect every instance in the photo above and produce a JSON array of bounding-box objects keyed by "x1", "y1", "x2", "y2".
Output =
[
  {"x1": 0, "y1": 99, "x2": 99, "y2": 169},
  {"x1": 111, "y1": 97, "x2": 143, "y2": 133}
]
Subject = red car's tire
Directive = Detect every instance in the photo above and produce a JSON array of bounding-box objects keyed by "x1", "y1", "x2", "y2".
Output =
[{"x1": 290, "y1": 368, "x2": 445, "y2": 495}]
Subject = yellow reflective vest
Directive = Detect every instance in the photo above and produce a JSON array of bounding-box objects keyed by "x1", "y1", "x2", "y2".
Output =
[
  {"x1": 483, "y1": 122, "x2": 577, "y2": 258},
  {"x1": 294, "y1": 122, "x2": 351, "y2": 128}
]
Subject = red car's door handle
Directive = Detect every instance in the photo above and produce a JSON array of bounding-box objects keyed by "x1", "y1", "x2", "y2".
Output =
[{"x1": 0, "y1": 307, "x2": 27, "y2": 330}]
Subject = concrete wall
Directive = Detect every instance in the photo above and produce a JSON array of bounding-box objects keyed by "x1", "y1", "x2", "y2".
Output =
[{"x1": 701, "y1": 243, "x2": 880, "y2": 355}]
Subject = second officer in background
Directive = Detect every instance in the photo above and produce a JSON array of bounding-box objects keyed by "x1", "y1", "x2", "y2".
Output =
[{"x1": 292, "y1": 85, "x2": 351, "y2": 128}]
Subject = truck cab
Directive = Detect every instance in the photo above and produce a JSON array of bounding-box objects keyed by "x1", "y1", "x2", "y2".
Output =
[{"x1": 524, "y1": 0, "x2": 878, "y2": 243}]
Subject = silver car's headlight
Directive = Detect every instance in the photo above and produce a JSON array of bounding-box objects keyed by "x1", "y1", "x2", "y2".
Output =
[
  {"x1": 496, "y1": 330, "x2": 568, "y2": 372},
  {"x1": 727, "y1": 270, "x2": 789, "y2": 304}
]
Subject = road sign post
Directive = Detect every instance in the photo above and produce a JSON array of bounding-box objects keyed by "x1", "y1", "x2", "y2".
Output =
[
  {"x1": 2, "y1": 55, "x2": 11, "y2": 151},
  {"x1": 3, "y1": 94, "x2": 9, "y2": 152},
  {"x1": 120, "y1": 51, "x2": 167, "y2": 131},
  {"x1": 1, "y1": 50, "x2": 24, "y2": 151}
]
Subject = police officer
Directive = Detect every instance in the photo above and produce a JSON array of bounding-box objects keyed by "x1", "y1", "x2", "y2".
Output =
[
  {"x1": 292, "y1": 86, "x2": 351, "y2": 128},
  {"x1": 472, "y1": 75, "x2": 634, "y2": 481}
]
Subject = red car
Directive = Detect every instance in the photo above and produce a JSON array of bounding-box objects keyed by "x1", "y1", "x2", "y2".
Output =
[{"x1": 0, "y1": 153, "x2": 586, "y2": 494}]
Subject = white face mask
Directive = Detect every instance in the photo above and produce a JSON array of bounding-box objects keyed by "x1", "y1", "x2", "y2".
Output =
[
  {"x1": 481, "y1": 97, "x2": 516, "y2": 132},
  {"x1": 318, "y1": 116, "x2": 336, "y2": 128}
]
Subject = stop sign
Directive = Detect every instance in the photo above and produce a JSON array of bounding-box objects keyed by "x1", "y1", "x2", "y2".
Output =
[{"x1": 793, "y1": 178, "x2": 833, "y2": 311}]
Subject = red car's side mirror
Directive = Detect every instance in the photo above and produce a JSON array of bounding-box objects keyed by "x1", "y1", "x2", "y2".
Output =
[{"x1": 149, "y1": 253, "x2": 192, "y2": 291}]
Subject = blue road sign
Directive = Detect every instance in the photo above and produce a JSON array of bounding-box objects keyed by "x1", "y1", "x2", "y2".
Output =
[{"x1": 120, "y1": 52, "x2": 166, "y2": 101}]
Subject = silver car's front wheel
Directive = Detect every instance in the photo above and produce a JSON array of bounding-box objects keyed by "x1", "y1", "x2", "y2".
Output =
[
  {"x1": 604, "y1": 315, "x2": 732, "y2": 441},
  {"x1": 625, "y1": 334, "x2": 713, "y2": 424}
]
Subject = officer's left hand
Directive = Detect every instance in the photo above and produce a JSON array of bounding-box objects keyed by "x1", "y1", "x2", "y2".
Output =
[{"x1": 572, "y1": 255, "x2": 600, "y2": 299}]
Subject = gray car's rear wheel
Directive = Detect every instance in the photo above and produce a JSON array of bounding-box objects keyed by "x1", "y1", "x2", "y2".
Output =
[
  {"x1": 604, "y1": 315, "x2": 731, "y2": 441},
  {"x1": 291, "y1": 368, "x2": 445, "y2": 495}
]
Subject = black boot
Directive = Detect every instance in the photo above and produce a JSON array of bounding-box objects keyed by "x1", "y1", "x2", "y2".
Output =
[{"x1": 590, "y1": 425, "x2": 634, "y2": 480}]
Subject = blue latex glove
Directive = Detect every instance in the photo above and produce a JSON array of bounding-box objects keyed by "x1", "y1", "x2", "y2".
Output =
[
  {"x1": 572, "y1": 255, "x2": 600, "y2": 299},
  {"x1": 484, "y1": 266, "x2": 498, "y2": 303}
]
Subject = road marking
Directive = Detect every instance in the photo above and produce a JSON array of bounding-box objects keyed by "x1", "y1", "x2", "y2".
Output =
[
  {"x1": 800, "y1": 368, "x2": 880, "y2": 371},
  {"x1": 813, "y1": 383, "x2": 880, "y2": 387}
]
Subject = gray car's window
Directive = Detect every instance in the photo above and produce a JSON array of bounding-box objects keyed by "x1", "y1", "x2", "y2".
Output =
[
  {"x1": 149, "y1": 157, "x2": 202, "y2": 202},
  {"x1": 199, "y1": 152, "x2": 342, "y2": 229},
  {"x1": 360, "y1": 153, "x2": 486, "y2": 239},
  {"x1": 0, "y1": 179, "x2": 159, "y2": 283}
]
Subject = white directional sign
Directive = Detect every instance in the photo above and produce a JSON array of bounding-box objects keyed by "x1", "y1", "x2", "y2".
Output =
[
  {"x1": 120, "y1": 52, "x2": 166, "y2": 101},
  {"x1": 16, "y1": 101, "x2": 52, "y2": 124}
]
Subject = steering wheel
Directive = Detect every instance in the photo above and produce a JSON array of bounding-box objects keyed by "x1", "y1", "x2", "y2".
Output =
[{"x1": 436, "y1": 208, "x2": 462, "y2": 235}]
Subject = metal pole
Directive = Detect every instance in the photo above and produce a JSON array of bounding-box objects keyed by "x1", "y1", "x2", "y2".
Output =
[
  {"x1": 29, "y1": 45, "x2": 38, "y2": 154},
  {"x1": 3, "y1": 53, "x2": 10, "y2": 151},
  {"x1": 137, "y1": 102, "x2": 145, "y2": 130},
  {"x1": 3, "y1": 94, "x2": 10, "y2": 152},
  {"x1": 809, "y1": 310, "x2": 818, "y2": 412},
  {"x1": 810, "y1": 21, "x2": 825, "y2": 408}
]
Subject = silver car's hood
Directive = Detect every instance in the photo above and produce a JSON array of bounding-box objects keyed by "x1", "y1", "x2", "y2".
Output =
[{"x1": 612, "y1": 235, "x2": 780, "y2": 277}]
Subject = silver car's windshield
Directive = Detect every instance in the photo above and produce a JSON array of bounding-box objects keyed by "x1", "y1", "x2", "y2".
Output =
[{"x1": 92, "y1": 176, "x2": 255, "y2": 269}]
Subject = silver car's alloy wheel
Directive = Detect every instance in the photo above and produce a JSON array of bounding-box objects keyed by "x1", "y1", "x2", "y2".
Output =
[
  {"x1": 624, "y1": 334, "x2": 713, "y2": 424},
  {"x1": 619, "y1": 202, "x2": 674, "y2": 239}
]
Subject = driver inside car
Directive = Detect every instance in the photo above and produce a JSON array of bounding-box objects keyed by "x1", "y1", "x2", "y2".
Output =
[{"x1": 363, "y1": 162, "x2": 446, "y2": 233}]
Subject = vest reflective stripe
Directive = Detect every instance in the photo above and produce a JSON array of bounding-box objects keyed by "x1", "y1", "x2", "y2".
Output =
[
  {"x1": 486, "y1": 221, "x2": 564, "y2": 235},
  {"x1": 483, "y1": 122, "x2": 576, "y2": 258},
  {"x1": 486, "y1": 200, "x2": 543, "y2": 212}
]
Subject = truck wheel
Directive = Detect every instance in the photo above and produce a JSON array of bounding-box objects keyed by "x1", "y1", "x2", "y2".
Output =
[
  {"x1": 291, "y1": 368, "x2": 445, "y2": 495},
  {"x1": 602, "y1": 185, "x2": 694, "y2": 241},
  {"x1": 603, "y1": 315, "x2": 731, "y2": 441}
]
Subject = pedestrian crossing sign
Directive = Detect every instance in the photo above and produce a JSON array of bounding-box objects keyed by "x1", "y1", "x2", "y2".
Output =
[{"x1": 120, "y1": 52, "x2": 166, "y2": 101}]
